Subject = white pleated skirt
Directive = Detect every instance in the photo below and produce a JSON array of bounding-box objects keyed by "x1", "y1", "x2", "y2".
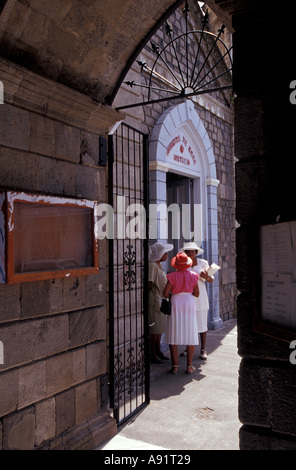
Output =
[
  {"x1": 165, "y1": 293, "x2": 199, "y2": 345},
  {"x1": 195, "y1": 307, "x2": 208, "y2": 333}
]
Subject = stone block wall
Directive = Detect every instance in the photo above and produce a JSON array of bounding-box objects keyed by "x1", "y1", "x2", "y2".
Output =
[
  {"x1": 196, "y1": 102, "x2": 236, "y2": 322},
  {"x1": 0, "y1": 59, "x2": 122, "y2": 449},
  {"x1": 233, "y1": 3, "x2": 296, "y2": 449}
]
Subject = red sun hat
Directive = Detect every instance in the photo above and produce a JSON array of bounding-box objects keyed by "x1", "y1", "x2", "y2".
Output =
[{"x1": 171, "y1": 252, "x2": 193, "y2": 271}]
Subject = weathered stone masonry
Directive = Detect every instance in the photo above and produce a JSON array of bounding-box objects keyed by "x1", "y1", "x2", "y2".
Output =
[{"x1": 0, "y1": 58, "x2": 123, "y2": 449}]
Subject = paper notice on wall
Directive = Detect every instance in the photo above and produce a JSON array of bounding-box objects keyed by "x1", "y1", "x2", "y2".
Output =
[
  {"x1": 261, "y1": 273, "x2": 292, "y2": 327},
  {"x1": 260, "y1": 221, "x2": 296, "y2": 330},
  {"x1": 261, "y1": 222, "x2": 293, "y2": 275}
]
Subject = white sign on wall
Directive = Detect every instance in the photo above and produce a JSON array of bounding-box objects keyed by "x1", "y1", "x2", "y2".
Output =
[{"x1": 261, "y1": 221, "x2": 296, "y2": 329}]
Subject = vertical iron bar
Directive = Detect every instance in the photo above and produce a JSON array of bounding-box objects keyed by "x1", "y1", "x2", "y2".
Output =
[
  {"x1": 133, "y1": 129, "x2": 138, "y2": 409},
  {"x1": 127, "y1": 125, "x2": 132, "y2": 416},
  {"x1": 108, "y1": 133, "x2": 115, "y2": 410},
  {"x1": 184, "y1": 1, "x2": 189, "y2": 86},
  {"x1": 143, "y1": 132, "x2": 150, "y2": 405},
  {"x1": 122, "y1": 125, "x2": 126, "y2": 423},
  {"x1": 116, "y1": 128, "x2": 121, "y2": 420}
]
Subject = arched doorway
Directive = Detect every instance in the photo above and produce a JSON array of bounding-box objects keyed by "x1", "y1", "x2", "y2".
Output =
[{"x1": 149, "y1": 99, "x2": 222, "y2": 329}]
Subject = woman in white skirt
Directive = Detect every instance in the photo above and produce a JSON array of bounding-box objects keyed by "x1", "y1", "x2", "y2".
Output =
[
  {"x1": 163, "y1": 252, "x2": 199, "y2": 375},
  {"x1": 181, "y1": 242, "x2": 213, "y2": 360}
]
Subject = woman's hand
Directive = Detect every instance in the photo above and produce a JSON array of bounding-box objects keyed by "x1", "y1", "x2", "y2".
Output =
[{"x1": 200, "y1": 271, "x2": 213, "y2": 283}]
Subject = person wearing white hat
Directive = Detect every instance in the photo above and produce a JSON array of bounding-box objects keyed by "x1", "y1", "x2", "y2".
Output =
[
  {"x1": 148, "y1": 242, "x2": 174, "y2": 364},
  {"x1": 180, "y1": 242, "x2": 213, "y2": 360}
]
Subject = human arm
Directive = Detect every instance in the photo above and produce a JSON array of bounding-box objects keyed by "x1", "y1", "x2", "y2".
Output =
[
  {"x1": 148, "y1": 262, "x2": 157, "y2": 291},
  {"x1": 193, "y1": 281, "x2": 199, "y2": 297},
  {"x1": 163, "y1": 280, "x2": 172, "y2": 298}
]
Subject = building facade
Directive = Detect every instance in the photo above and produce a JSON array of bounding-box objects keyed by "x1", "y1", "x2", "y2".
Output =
[
  {"x1": 0, "y1": 0, "x2": 295, "y2": 451},
  {"x1": 0, "y1": 1, "x2": 236, "y2": 449},
  {"x1": 113, "y1": 3, "x2": 236, "y2": 327}
]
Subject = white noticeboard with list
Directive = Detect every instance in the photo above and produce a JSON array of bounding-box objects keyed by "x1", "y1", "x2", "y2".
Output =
[{"x1": 260, "y1": 221, "x2": 296, "y2": 329}]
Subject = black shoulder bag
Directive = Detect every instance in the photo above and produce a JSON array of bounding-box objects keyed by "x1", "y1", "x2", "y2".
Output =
[{"x1": 160, "y1": 297, "x2": 171, "y2": 315}]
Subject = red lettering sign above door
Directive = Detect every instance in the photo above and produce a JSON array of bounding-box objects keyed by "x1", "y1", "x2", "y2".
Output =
[{"x1": 166, "y1": 134, "x2": 197, "y2": 168}]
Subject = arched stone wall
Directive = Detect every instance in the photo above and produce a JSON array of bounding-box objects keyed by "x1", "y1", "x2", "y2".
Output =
[{"x1": 149, "y1": 100, "x2": 222, "y2": 329}]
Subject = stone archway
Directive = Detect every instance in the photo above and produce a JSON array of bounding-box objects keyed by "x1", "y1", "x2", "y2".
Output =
[{"x1": 149, "y1": 99, "x2": 222, "y2": 329}]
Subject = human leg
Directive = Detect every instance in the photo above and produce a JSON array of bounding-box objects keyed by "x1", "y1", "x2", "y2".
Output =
[
  {"x1": 169, "y1": 344, "x2": 179, "y2": 374},
  {"x1": 200, "y1": 331, "x2": 207, "y2": 360},
  {"x1": 186, "y1": 345, "x2": 196, "y2": 374},
  {"x1": 196, "y1": 309, "x2": 208, "y2": 359},
  {"x1": 151, "y1": 334, "x2": 164, "y2": 363},
  {"x1": 155, "y1": 334, "x2": 169, "y2": 360}
]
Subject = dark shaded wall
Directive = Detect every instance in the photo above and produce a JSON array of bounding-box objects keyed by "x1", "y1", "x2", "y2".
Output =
[{"x1": 233, "y1": 2, "x2": 296, "y2": 449}]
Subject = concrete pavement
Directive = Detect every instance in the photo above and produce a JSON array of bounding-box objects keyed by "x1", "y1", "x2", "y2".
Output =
[{"x1": 97, "y1": 318, "x2": 240, "y2": 451}]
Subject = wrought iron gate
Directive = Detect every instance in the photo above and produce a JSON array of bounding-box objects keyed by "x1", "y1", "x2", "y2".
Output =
[{"x1": 108, "y1": 123, "x2": 150, "y2": 425}]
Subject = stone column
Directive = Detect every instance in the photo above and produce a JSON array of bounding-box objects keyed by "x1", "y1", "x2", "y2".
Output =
[
  {"x1": 233, "y1": 2, "x2": 296, "y2": 449},
  {"x1": 148, "y1": 165, "x2": 168, "y2": 242},
  {"x1": 206, "y1": 178, "x2": 223, "y2": 330}
]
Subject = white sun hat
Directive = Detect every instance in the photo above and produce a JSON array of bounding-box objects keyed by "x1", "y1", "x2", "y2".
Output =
[
  {"x1": 148, "y1": 242, "x2": 174, "y2": 261},
  {"x1": 180, "y1": 241, "x2": 204, "y2": 256}
]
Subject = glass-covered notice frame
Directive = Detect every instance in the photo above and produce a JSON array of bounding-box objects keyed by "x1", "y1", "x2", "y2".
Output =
[
  {"x1": 0, "y1": 191, "x2": 99, "y2": 283},
  {"x1": 255, "y1": 221, "x2": 296, "y2": 341}
]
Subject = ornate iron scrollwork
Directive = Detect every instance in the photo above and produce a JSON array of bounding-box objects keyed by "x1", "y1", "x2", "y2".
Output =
[
  {"x1": 114, "y1": 351, "x2": 124, "y2": 404},
  {"x1": 126, "y1": 347, "x2": 136, "y2": 395},
  {"x1": 123, "y1": 244, "x2": 136, "y2": 291},
  {"x1": 114, "y1": 343, "x2": 145, "y2": 405},
  {"x1": 137, "y1": 342, "x2": 146, "y2": 387}
]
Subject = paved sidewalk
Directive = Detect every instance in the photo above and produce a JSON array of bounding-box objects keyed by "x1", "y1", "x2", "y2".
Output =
[{"x1": 98, "y1": 318, "x2": 240, "y2": 451}]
